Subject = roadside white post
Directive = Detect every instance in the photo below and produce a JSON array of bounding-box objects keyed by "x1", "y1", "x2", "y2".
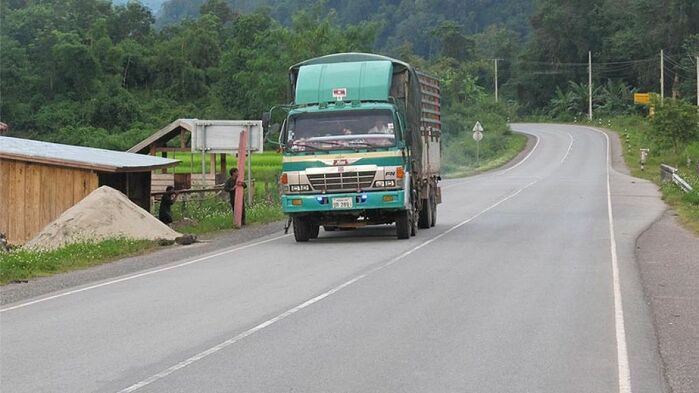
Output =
[
  {"x1": 588, "y1": 51, "x2": 593, "y2": 120},
  {"x1": 640, "y1": 148, "x2": 649, "y2": 171},
  {"x1": 473, "y1": 121, "x2": 484, "y2": 166},
  {"x1": 660, "y1": 49, "x2": 664, "y2": 101},
  {"x1": 494, "y1": 59, "x2": 499, "y2": 103}
]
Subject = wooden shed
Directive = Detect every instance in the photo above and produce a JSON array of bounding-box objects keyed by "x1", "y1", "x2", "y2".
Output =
[{"x1": 0, "y1": 136, "x2": 179, "y2": 245}]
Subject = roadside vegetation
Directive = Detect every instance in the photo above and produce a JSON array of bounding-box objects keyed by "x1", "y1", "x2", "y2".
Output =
[
  {"x1": 605, "y1": 113, "x2": 699, "y2": 234},
  {"x1": 171, "y1": 198, "x2": 284, "y2": 234},
  {"x1": 0, "y1": 239, "x2": 157, "y2": 285},
  {"x1": 157, "y1": 151, "x2": 284, "y2": 234}
]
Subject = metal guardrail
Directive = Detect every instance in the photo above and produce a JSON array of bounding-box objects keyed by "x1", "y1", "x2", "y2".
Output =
[{"x1": 660, "y1": 164, "x2": 694, "y2": 193}]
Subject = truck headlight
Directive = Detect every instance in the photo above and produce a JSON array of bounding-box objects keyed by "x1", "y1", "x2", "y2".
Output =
[
  {"x1": 375, "y1": 180, "x2": 395, "y2": 188},
  {"x1": 289, "y1": 184, "x2": 311, "y2": 192}
]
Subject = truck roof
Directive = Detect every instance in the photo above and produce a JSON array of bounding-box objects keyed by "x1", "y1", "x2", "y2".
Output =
[
  {"x1": 289, "y1": 53, "x2": 423, "y2": 107},
  {"x1": 289, "y1": 53, "x2": 413, "y2": 74},
  {"x1": 294, "y1": 60, "x2": 393, "y2": 105}
]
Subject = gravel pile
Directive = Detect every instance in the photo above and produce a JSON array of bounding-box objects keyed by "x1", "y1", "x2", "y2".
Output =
[{"x1": 25, "y1": 186, "x2": 181, "y2": 250}]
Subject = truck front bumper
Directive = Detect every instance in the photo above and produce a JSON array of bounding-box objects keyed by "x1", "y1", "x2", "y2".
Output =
[{"x1": 282, "y1": 190, "x2": 406, "y2": 214}]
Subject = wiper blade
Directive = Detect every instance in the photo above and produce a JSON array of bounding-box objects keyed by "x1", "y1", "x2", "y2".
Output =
[
  {"x1": 289, "y1": 143, "x2": 322, "y2": 151},
  {"x1": 347, "y1": 141, "x2": 389, "y2": 148}
]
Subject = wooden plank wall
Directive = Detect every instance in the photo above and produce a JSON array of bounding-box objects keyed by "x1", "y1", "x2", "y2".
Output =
[
  {"x1": 151, "y1": 173, "x2": 175, "y2": 194},
  {"x1": 191, "y1": 173, "x2": 216, "y2": 188},
  {"x1": 0, "y1": 158, "x2": 98, "y2": 245}
]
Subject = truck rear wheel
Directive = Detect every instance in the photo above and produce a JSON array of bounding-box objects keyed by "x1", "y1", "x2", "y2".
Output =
[
  {"x1": 418, "y1": 197, "x2": 433, "y2": 229},
  {"x1": 430, "y1": 198, "x2": 437, "y2": 227},
  {"x1": 293, "y1": 217, "x2": 312, "y2": 242},
  {"x1": 396, "y1": 211, "x2": 410, "y2": 239}
]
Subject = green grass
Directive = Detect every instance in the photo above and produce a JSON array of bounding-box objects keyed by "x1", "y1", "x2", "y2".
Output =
[
  {"x1": 0, "y1": 239, "x2": 158, "y2": 285},
  {"x1": 167, "y1": 151, "x2": 282, "y2": 181},
  {"x1": 443, "y1": 133, "x2": 528, "y2": 178},
  {"x1": 171, "y1": 197, "x2": 285, "y2": 235}
]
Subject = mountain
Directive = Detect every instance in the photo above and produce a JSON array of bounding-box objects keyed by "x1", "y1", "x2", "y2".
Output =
[{"x1": 155, "y1": 0, "x2": 534, "y2": 56}]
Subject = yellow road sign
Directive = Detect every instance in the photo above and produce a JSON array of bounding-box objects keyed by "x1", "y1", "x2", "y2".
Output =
[{"x1": 634, "y1": 93, "x2": 651, "y2": 105}]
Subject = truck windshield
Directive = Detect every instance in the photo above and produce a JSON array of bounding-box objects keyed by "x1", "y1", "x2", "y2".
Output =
[{"x1": 287, "y1": 109, "x2": 396, "y2": 152}]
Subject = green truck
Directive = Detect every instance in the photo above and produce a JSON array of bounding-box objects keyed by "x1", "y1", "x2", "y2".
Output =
[{"x1": 267, "y1": 53, "x2": 441, "y2": 241}]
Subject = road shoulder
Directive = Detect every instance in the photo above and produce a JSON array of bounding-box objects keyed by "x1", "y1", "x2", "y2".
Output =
[
  {"x1": 0, "y1": 220, "x2": 286, "y2": 306},
  {"x1": 604, "y1": 126, "x2": 698, "y2": 393},
  {"x1": 637, "y1": 211, "x2": 699, "y2": 393}
]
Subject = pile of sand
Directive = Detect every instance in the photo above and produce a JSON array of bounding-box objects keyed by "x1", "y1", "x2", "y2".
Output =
[{"x1": 25, "y1": 186, "x2": 181, "y2": 250}]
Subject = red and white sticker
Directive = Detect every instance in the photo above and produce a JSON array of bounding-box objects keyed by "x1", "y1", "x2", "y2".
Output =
[{"x1": 332, "y1": 88, "x2": 347, "y2": 100}]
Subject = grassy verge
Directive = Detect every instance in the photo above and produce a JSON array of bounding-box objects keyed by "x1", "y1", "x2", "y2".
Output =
[
  {"x1": 0, "y1": 239, "x2": 158, "y2": 285},
  {"x1": 600, "y1": 116, "x2": 699, "y2": 234},
  {"x1": 443, "y1": 133, "x2": 528, "y2": 178},
  {"x1": 172, "y1": 197, "x2": 285, "y2": 234}
]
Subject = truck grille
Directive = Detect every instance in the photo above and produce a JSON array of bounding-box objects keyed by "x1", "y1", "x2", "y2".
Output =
[{"x1": 307, "y1": 171, "x2": 376, "y2": 192}]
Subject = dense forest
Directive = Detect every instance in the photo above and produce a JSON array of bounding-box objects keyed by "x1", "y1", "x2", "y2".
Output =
[{"x1": 0, "y1": 0, "x2": 697, "y2": 153}]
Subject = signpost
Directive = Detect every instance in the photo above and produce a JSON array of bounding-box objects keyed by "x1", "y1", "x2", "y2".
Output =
[
  {"x1": 473, "y1": 121, "x2": 484, "y2": 166},
  {"x1": 234, "y1": 129, "x2": 248, "y2": 228}
]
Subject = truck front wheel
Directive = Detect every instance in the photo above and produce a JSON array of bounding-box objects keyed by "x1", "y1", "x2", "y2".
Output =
[
  {"x1": 310, "y1": 224, "x2": 320, "y2": 239},
  {"x1": 396, "y1": 211, "x2": 410, "y2": 239},
  {"x1": 293, "y1": 217, "x2": 312, "y2": 242}
]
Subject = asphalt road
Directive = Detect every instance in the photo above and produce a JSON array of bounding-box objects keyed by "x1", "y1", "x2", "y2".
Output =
[{"x1": 1, "y1": 124, "x2": 669, "y2": 393}]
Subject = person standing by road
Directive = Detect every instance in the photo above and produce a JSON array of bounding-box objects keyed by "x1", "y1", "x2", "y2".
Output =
[
  {"x1": 158, "y1": 186, "x2": 177, "y2": 225},
  {"x1": 224, "y1": 168, "x2": 247, "y2": 225}
]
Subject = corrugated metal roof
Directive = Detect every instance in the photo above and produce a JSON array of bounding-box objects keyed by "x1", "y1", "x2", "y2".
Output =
[{"x1": 0, "y1": 136, "x2": 180, "y2": 172}]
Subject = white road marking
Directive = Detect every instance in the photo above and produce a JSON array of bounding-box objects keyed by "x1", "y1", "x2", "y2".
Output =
[
  {"x1": 584, "y1": 126, "x2": 632, "y2": 393},
  {"x1": 498, "y1": 133, "x2": 540, "y2": 175},
  {"x1": 561, "y1": 132, "x2": 574, "y2": 163},
  {"x1": 442, "y1": 131, "x2": 541, "y2": 191},
  {"x1": 0, "y1": 234, "x2": 291, "y2": 313},
  {"x1": 117, "y1": 179, "x2": 540, "y2": 393}
]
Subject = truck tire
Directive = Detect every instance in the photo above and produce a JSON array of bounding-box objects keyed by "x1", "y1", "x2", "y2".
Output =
[
  {"x1": 411, "y1": 209, "x2": 418, "y2": 236},
  {"x1": 418, "y1": 197, "x2": 432, "y2": 229},
  {"x1": 310, "y1": 224, "x2": 320, "y2": 239},
  {"x1": 396, "y1": 211, "x2": 410, "y2": 239},
  {"x1": 293, "y1": 217, "x2": 311, "y2": 242},
  {"x1": 430, "y1": 197, "x2": 437, "y2": 227}
]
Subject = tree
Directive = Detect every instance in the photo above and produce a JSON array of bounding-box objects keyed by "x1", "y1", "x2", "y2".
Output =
[
  {"x1": 649, "y1": 98, "x2": 699, "y2": 154},
  {"x1": 200, "y1": 0, "x2": 234, "y2": 24},
  {"x1": 51, "y1": 31, "x2": 99, "y2": 97},
  {"x1": 107, "y1": 1, "x2": 155, "y2": 42},
  {"x1": 431, "y1": 21, "x2": 473, "y2": 62}
]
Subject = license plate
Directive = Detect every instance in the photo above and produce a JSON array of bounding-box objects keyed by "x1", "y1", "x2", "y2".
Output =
[{"x1": 332, "y1": 197, "x2": 353, "y2": 209}]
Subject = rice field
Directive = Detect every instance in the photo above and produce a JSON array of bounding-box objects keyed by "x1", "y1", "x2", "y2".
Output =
[{"x1": 167, "y1": 151, "x2": 282, "y2": 182}]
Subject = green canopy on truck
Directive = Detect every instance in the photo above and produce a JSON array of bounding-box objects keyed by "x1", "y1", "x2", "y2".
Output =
[{"x1": 294, "y1": 60, "x2": 393, "y2": 105}]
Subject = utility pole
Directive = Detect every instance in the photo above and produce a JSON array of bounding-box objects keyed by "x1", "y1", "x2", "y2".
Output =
[
  {"x1": 494, "y1": 59, "x2": 499, "y2": 103},
  {"x1": 696, "y1": 56, "x2": 698, "y2": 107},
  {"x1": 588, "y1": 51, "x2": 593, "y2": 120},
  {"x1": 660, "y1": 49, "x2": 664, "y2": 100}
]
